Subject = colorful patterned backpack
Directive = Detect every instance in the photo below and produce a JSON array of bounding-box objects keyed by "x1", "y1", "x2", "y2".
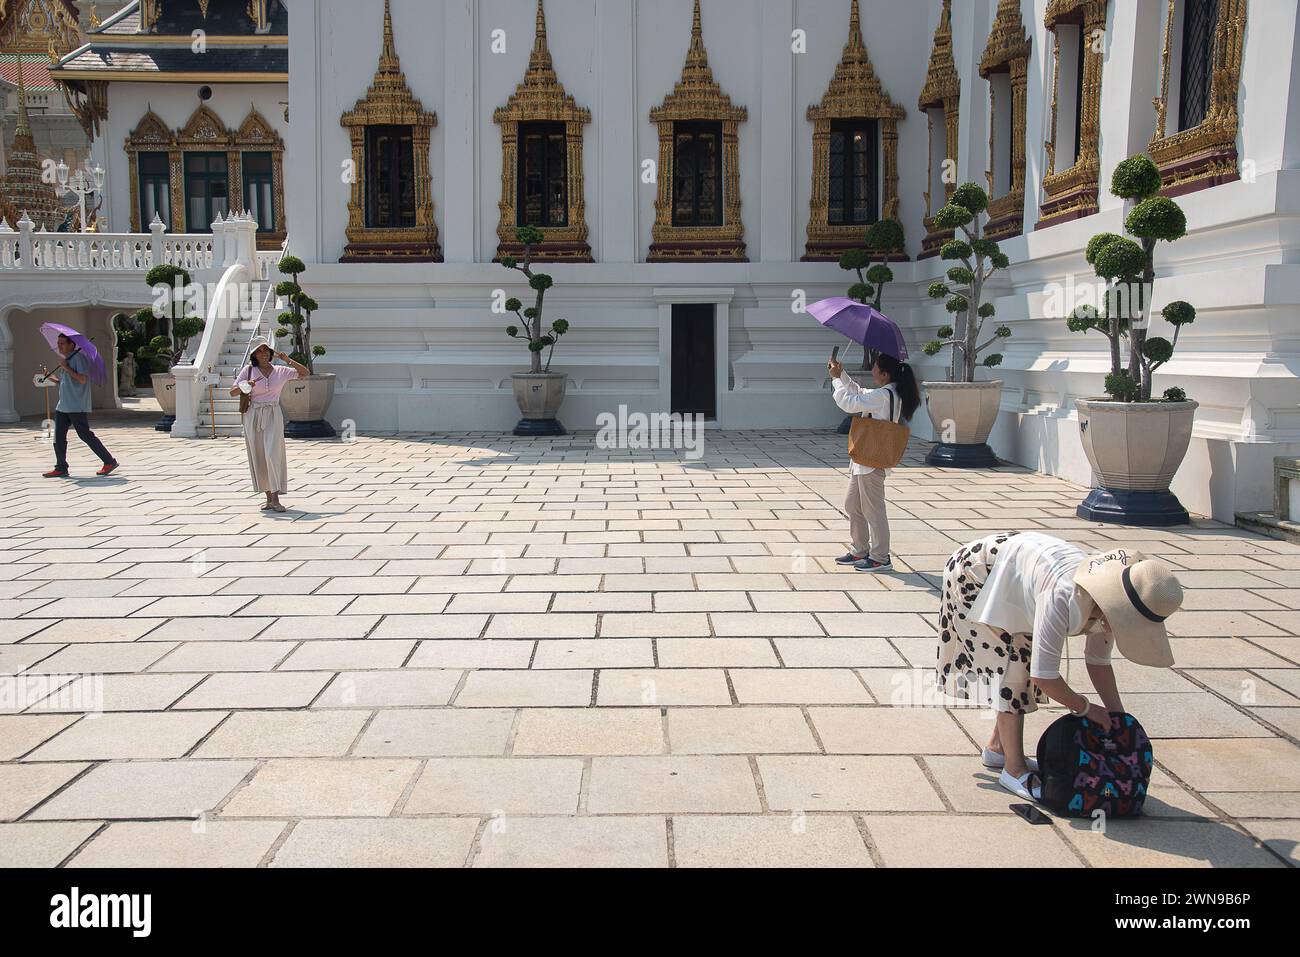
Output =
[{"x1": 1035, "y1": 712, "x2": 1153, "y2": 818}]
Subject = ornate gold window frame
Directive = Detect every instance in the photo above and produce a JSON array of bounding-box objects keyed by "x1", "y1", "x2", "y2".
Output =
[
  {"x1": 493, "y1": 0, "x2": 592, "y2": 263},
  {"x1": 1038, "y1": 0, "x2": 1108, "y2": 229},
  {"x1": 1150, "y1": 0, "x2": 1247, "y2": 196},
  {"x1": 803, "y1": 0, "x2": 906, "y2": 262},
  {"x1": 918, "y1": 0, "x2": 960, "y2": 259},
  {"x1": 979, "y1": 0, "x2": 1032, "y2": 242},
  {"x1": 647, "y1": 0, "x2": 747, "y2": 262},
  {"x1": 125, "y1": 103, "x2": 286, "y2": 247},
  {"x1": 339, "y1": 0, "x2": 440, "y2": 263}
]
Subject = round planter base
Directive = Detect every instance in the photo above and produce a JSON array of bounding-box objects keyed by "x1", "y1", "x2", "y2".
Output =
[
  {"x1": 1076, "y1": 488, "x2": 1190, "y2": 528},
  {"x1": 514, "y1": 417, "x2": 567, "y2": 438},
  {"x1": 836, "y1": 414, "x2": 853, "y2": 435},
  {"x1": 154, "y1": 415, "x2": 175, "y2": 434},
  {"x1": 925, "y1": 442, "x2": 998, "y2": 469},
  {"x1": 284, "y1": 419, "x2": 337, "y2": 440}
]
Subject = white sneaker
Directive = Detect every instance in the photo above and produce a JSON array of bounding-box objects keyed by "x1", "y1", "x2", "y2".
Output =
[
  {"x1": 998, "y1": 769, "x2": 1042, "y2": 801},
  {"x1": 982, "y1": 748, "x2": 1039, "y2": 773}
]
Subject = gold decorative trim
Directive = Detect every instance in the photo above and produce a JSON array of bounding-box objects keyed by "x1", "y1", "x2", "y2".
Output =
[
  {"x1": 1149, "y1": 0, "x2": 1246, "y2": 196},
  {"x1": 124, "y1": 103, "x2": 287, "y2": 247},
  {"x1": 979, "y1": 0, "x2": 1032, "y2": 242},
  {"x1": 0, "y1": 0, "x2": 81, "y2": 58},
  {"x1": 60, "y1": 77, "x2": 109, "y2": 140},
  {"x1": 647, "y1": 0, "x2": 747, "y2": 262},
  {"x1": 803, "y1": 0, "x2": 906, "y2": 262},
  {"x1": 493, "y1": 0, "x2": 592, "y2": 263},
  {"x1": 1038, "y1": 0, "x2": 1108, "y2": 229},
  {"x1": 339, "y1": 0, "x2": 440, "y2": 263},
  {"x1": 55, "y1": 71, "x2": 288, "y2": 82},
  {"x1": 918, "y1": 0, "x2": 960, "y2": 258}
]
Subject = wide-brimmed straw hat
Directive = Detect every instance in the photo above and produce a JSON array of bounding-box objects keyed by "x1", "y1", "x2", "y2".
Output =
[
  {"x1": 248, "y1": 337, "x2": 274, "y2": 359},
  {"x1": 1075, "y1": 550, "x2": 1182, "y2": 668}
]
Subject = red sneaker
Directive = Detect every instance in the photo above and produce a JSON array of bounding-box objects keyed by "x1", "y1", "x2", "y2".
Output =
[
  {"x1": 42, "y1": 469, "x2": 69, "y2": 479},
  {"x1": 96, "y1": 462, "x2": 119, "y2": 476}
]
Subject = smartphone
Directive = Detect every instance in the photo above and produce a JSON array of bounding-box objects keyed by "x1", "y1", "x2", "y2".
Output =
[
  {"x1": 1010, "y1": 803, "x2": 1053, "y2": 826},
  {"x1": 830, "y1": 346, "x2": 840, "y2": 363}
]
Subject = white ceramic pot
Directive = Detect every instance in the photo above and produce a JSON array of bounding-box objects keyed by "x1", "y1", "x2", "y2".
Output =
[
  {"x1": 151, "y1": 373, "x2": 177, "y2": 415},
  {"x1": 923, "y1": 379, "x2": 1002, "y2": 446},
  {"x1": 280, "y1": 373, "x2": 336, "y2": 424},
  {"x1": 512, "y1": 373, "x2": 567, "y2": 419},
  {"x1": 1076, "y1": 398, "x2": 1199, "y2": 492}
]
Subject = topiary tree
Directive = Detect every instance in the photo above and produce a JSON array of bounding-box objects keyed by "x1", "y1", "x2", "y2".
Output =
[
  {"x1": 274, "y1": 255, "x2": 326, "y2": 374},
  {"x1": 145, "y1": 263, "x2": 190, "y2": 342},
  {"x1": 133, "y1": 305, "x2": 203, "y2": 370},
  {"x1": 501, "y1": 226, "x2": 570, "y2": 374},
  {"x1": 922, "y1": 183, "x2": 1012, "y2": 382},
  {"x1": 838, "y1": 218, "x2": 905, "y2": 370},
  {"x1": 140, "y1": 265, "x2": 203, "y2": 369},
  {"x1": 1068, "y1": 155, "x2": 1194, "y2": 402}
]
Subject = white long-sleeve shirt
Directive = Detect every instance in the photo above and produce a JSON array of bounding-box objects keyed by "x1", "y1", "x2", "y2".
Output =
[
  {"x1": 966, "y1": 532, "x2": 1113, "y2": 680},
  {"x1": 832, "y1": 374, "x2": 901, "y2": 476}
]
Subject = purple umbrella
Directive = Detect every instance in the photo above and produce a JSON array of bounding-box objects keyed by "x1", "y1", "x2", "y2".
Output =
[
  {"x1": 39, "y1": 322, "x2": 108, "y2": 386},
  {"x1": 807, "y1": 298, "x2": 909, "y2": 361}
]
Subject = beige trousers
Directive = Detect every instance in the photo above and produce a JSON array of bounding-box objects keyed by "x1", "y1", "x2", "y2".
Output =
[
  {"x1": 244, "y1": 402, "x2": 288, "y2": 494},
  {"x1": 845, "y1": 470, "x2": 890, "y2": 562}
]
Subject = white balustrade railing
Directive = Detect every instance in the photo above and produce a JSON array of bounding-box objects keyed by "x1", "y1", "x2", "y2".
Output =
[{"x1": 0, "y1": 212, "x2": 219, "y2": 275}]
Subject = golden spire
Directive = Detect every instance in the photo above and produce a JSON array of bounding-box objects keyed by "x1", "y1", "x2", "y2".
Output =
[
  {"x1": 14, "y1": 52, "x2": 31, "y2": 140},
  {"x1": 846, "y1": 0, "x2": 864, "y2": 55},
  {"x1": 527, "y1": 0, "x2": 555, "y2": 80},
  {"x1": 380, "y1": 0, "x2": 398, "y2": 71},
  {"x1": 681, "y1": 0, "x2": 713, "y2": 83},
  {"x1": 919, "y1": 0, "x2": 960, "y2": 109}
]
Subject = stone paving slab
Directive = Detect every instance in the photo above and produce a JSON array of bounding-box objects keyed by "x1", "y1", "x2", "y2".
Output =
[{"x1": 1, "y1": 421, "x2": 1296, "y2": 867}]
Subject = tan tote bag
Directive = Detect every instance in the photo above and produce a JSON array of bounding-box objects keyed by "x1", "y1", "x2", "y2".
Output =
[{"x1": 848, "y1": 389, "x2": 909, "y2": 470}]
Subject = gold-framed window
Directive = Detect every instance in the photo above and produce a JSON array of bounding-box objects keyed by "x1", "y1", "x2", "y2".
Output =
[
  {"x1": 1150, "y1": 0, "x2": 1247, "y2": 196},
  {"x1": 1038, "y1": 0, "x2": 1109, "y2": 229},
  {"x1": 125, "y1": 102, "x2": 286, "y2": 248},
  {"x1": 803, "y1": 0, "x2": 905, "y2": 262},
  {"x1": 979, "y1": 0, "x2": 1032, "y2": 242},
  {"x1": 918, "y1": 0, "x2": 960, "y2": 259},
  {"x1": 493, "y1": 0, "x2": 592, "y2": 263},
  {"x1": 339, "y1": 0, "x2": 440, "y2": 263},
  {"x1": 647, "y1": 0, "x2": 747, "y2": 262}
]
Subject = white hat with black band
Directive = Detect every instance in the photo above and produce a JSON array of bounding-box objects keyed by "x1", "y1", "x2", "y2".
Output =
[{"x1": 1075, "y1": 550, "x2": 1183, "y2": 668}]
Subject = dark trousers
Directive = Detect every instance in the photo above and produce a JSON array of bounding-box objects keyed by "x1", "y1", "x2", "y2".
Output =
[{"x1": 53, "y1": 411, "x2": 114, "y2": 472}]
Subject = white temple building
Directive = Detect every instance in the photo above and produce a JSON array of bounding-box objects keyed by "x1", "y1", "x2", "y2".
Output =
[{"x1": 1, "y1": 0, "x2": 1297, "y2": 525}]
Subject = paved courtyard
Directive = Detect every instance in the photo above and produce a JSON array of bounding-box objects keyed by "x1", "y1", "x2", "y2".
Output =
[{"x1": 1, "y1": 415, "x2": 1297, "y2": 868}]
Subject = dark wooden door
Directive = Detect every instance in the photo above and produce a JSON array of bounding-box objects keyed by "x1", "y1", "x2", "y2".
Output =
[{"x1": 671, "y1": 304, "x2": 717, "y2": 418}]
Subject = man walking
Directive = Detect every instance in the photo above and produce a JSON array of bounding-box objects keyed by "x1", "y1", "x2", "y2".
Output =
[{"x1": 42, "y1": 333, "x2": 118, "y2": 478}]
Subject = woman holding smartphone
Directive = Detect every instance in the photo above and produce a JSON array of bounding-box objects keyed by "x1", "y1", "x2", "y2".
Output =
[
  {"x1": 827, "y1": 351, "x2": 920, "y2": 572},
  {"x1": 231, "y1": 337, "x2": 308, "y2": 512}
]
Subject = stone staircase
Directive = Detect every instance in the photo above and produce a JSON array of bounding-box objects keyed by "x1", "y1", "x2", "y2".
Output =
[{"x1": 193, "y1": 314, "x2": 265, "y2": 438}]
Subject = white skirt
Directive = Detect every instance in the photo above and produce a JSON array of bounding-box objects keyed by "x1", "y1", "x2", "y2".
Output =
[{"x1": 244, "y1": 402, "x2": 288, "y2": 494}]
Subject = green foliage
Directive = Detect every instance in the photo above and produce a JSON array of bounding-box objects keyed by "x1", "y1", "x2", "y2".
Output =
[
  {"x1": 983, "y1": 353, "x2": 1004, "y2": 368},
  {"x1": 1105, "y1": 370, "x2": 1141, "y2": 402},
  {"x1": 951, "y1": 182, "x2": 989, "y2": 214},
  {"x1": 529, "y1": 273, "x2": 553, "y2": 292},
  {"x1": 1142, "y1": 336, "x2": 1174, "y2": 364},
  {"x1": 933, "y1": 202, "x2": 972, "y2": 230},
  {"x1": 922, "y1": 341, "x2": 943, "y2": 357},
  {"x1": 1126, "y1": 197, "x2": 1187, "y2": 243},
  {"x1": 865, "y1": 264, "x2": 893, "y2": 286},
  {"x1": 551, "y1": 319, "x2": 570, "y2": 336},
  {"x1": 275, "y1": 327, "x2": 290, "y2": 339},
  {"x1": 277, "y1": 255, "x2": 306, "y2": 276},
  {"x1": 505, "y1": 297, "x2": 523, "y2": 313},
  {"x1": 995, "y1": 325, "x2": 1012, "y2": 339},
  {"x1": 516, "y1": 226, "x2": 545, "y2": 247},
  {"x1": 978, "y1": 303, "x2": 997, "y2": 320},
  {"x1": 940, "y1": 239, "x2": 972, "y2": 261},
  {"x1": 500, "y1": 256, "x2": 518, "y2": 269},
  {"x1": 945, "y1": 295, "x2": 969, "y2": 314},
  {"x1": 312, "y1": 345, "x2": 326, "y2": 358},
  {"x1": 927, "y1": 281, "x2": 948, "y2": 300},
  {"x1": 1162, "y1": 300, "x2": 1196, "y2": 326},
  {"x1": 946, "y1": 266, "x2": 974, "y2": 285},
  {"x1": 937, "y1": 325, "x2": 954, "y2": 340},
  {"x1": 970, "y1": 238, "x2": 1000, "y2": 259},
  {"x1": 848, "y1": 282, "x2": 873, "y2": 303},
  {"x1": 506, "y1": 326, "x2": 520, "y2": 338},
  {"x1": 145, "y1": 263, "x2": 189, "y2": 290},
  {"x1": 275, "y1": 280, "x2": 297, "y2": 297},
  {"x1": 839, "y1": 248, "x2": 869, "y2": 272},
  {"x1": 1085, "y1": 232, "x2": 1124, "y2": 267},
  {"x1": 1111, "y1": 155, "x2": 1162, "y2": 201},
  {"x1": 501, "y1": 226, "x2": 568, "y2": 372},
  {"x1": 1067, "y1": 304, "x2": 1101, "y2": 333},
  {"x1": 1091, "y1": 236, "x2": 1146, "y2": 281},
  {"x1": 1163, "y1": 387, "x2": 1188, "y2": 403},
  {"x1": 277, "y1": 258, "x2": 324, "y2": 373},
  {"x1": 864, "y1": 218, "x2": 905, "y2": 253}
]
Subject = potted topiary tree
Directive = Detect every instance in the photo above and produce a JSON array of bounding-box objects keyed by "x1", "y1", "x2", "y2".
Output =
[
  {"x1": 834, "y1": 218, "x2": 905, "y2": 434},
  {"x1": 921, "y1": 182, "x2": 1012, "y2": 467},
  {"x1": 140, "y1": 264, "x2": 201, "y2": 432},
  {"x1": 274, "y1": 255, "x2": 335, "y2": 438},
  {"x1": 501, "y1": 226, "x2": 571, "y2": 436},
  {"x1": 1068, "y1": 154, "x2": 1198, "y2": 526}
]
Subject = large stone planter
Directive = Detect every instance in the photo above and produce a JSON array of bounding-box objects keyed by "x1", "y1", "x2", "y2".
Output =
[
  {"x1": 922, "y1": 379, "x2": 1002, "y2": 468},
  {"x1": 280, "y1": 373, "x2": 337, "y2": 439},
  {"x1": 512, "y1": 372, "x2": 567, "y2": 437},
  {"x1": 151, "y1": 372, "x2": 176, "y2": 433},
  {"x1": 1076, "y1": 398, "x2": 1198, "y2": 527}
]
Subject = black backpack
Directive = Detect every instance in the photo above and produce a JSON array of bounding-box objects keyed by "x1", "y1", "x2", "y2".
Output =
[{"x1": 1035, "y1": 712, "x2": 1153, "y2": 818}]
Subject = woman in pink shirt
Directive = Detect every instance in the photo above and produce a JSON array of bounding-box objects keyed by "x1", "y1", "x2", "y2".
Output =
[{"x1": 230, "y1": 337, "x2": 308, "y2": 512}]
